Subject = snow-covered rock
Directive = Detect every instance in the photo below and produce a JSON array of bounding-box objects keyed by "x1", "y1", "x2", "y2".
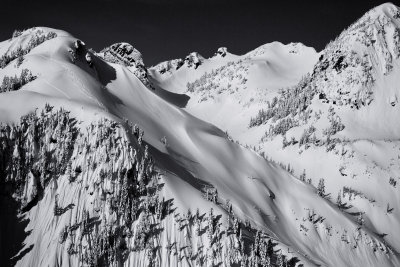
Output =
[
  {"x1": 310, "y1": 3, "x2": 400, "y2": 106},
  {"x1": 97, "y1": 42, "x2": 153, "y2": 89},
  {"x1": 184, "y1": 52, "x2": 204, "y2": 69},
  {"x1": 215, "y1": 47, "x2": 228, "y2": 57},
  {"x1": 151, "y1": 58, "x2": 184, "y2": 74}
]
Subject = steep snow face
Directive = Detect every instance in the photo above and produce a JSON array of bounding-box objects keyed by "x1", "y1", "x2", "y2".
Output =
[
  {"x1": 147, "y1": 3, "x2": 400, "y2": 267},
  {"x1": 258, "y1": 5, "x2": 400, "y2": 260},
  {"x1": 289, "y1": 2, "x2": 400, "y2": 141},
  {"x1": 312, "y1": 3, "x2": 400, "y2": 106}
]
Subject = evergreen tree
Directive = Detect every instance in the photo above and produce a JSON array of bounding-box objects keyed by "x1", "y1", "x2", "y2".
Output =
[
  {"x1": 336, "y1": 190, "x2": 342, "y2": 208},
  {"x1": 212, "y1": 188, "x2": 218, "y2": 203},
  {"x1": 317, "y1": 178, "x2": 326, "y2": 197},
  {"x1": 265, "y1": 256, "x2": 271, "y2": 267},
  {"x1": 299, "y1": 169, "x2": 306, "y2": 182},
  {"x1": 277, "y1": 252, "x2": 284, "y2": 267},
  {"x1": 66, "y1": 161, "x2": 74, "y2": 183},
  {"x1": 266, "y1": 239, "x2": 274, "y2": 257},
  {"x1": 16, "y1": 55, "x2": 24, "y2": 67},
  {"x1": 357, "y1": 213, "x2": 364, "y2": 226},
  {"x1": 54, "y1": 194, "x2": 60, "y2": 216},
  {"x1": 208, "y1": 208, "x2": 214, "y2": 242}
]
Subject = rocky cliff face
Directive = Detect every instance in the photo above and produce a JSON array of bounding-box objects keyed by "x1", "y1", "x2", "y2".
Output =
[{"x1": 97, "y1": 42, "x2": 153, "y2": 89}]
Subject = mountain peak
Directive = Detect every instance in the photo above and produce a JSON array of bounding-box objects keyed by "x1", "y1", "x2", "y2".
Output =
[
  {"x1": 99, "y1": 42, "x2": 144, "y2": 67},
  {"x1": 369, "y1": 2, "x2": 399, "y2": 17},
  {"x1": 310, "y1": 2, "x2": 400, "y2": 106},
  {"x1": 97, "y1": 42, "x2": 154, "y2": 89},
  {"x1": 214, "y1": 47, "x2": 228, "y2": 57},
  {"x1": 184, "y1": 51, "x2": 204, "y2": 68},
  {"x1": 245, "y1": 41, "x2": 318, "y2": 59}
]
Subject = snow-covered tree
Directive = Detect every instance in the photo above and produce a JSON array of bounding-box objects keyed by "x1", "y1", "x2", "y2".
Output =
[{"x1": 317, "y1": 178, "x2": 326, "y2": 197}]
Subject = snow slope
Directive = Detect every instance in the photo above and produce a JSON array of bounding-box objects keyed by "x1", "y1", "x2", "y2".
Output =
[
  {"x1": 1, "y1": 4, "x2": 400, "y2": 266},
  {"x1": 150, "y1": 3, "x2": 400, "y2": 266},
  {"x1": 149, "y1": 43, "x2": 318, "y2": 141}
]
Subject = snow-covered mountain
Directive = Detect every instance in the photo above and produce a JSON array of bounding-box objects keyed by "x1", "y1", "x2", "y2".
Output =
[
  {"x1": 150, "y1": 2, "x2": 400, "y2": 266},
  {"x1": 149, "y1": 42, "x2": 319, "y2": 139},
  {"x1": 1, "y1": 3, "x2": 400, "y2": 267}
]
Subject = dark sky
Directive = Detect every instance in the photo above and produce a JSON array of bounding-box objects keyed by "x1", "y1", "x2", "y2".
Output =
[{"x1": 0, "y1": 0, "x2": 392, "y2": 66}]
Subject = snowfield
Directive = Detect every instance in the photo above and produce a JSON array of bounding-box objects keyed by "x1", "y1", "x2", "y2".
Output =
[{"x1": 0, "y1": 3, "x2": 400, "y2": 267}]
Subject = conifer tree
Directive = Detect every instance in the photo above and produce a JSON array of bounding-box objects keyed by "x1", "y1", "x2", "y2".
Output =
[
  {"x1": 208, "y1": 208, "x2": 214, "y2": 241},
  {"x1": 299, "y1": 169, "x2": 306, "y2": 182},
  {"x1": 357, "y1": 213, "x2": 364, "y2": 226},
  {"x1": 317, "y1": 178, "x2": 326, "y2": 197},
  {"x1": 336, "y1": 190, "x2": 342, "y2": 208},
  {"x1": 277, "y1": 252, "x2": 284, "y2": 267}
]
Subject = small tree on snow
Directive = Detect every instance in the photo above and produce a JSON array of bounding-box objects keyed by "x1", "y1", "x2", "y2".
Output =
[
  {"x1": 317, "y1": 178, "x2": 326, "y2": 197},
  {"x1": 336, "y1": 190, "x2": 342, "y2": 208},
  {"x1": 16, "y1": 55, "x2": 24, "y2": 67},
  {"x1": 276, "y1": 252, "x2": 284, "y2": 267},
  {"x1": 357, "y1": 213, "x2": 364, "y2": 226},
  {"x1": 387, "y1": 203, "x2": 394, "y2": 214},
  {"x1": 66, "y1": 161, "x2": 75, "y2": 183},
  {"x1": 282, "y1": 135, "x2": 288, "y2": 148},
  {"x1": 161, "y1": 136, "x2": 167, "y2": 146},
  {"x1": 299, "y1": 169, "x2": 306, "y2": 182},
  {"x1": 54, "y1": 194, "x2": 60, "y2": 216},
  {"x1": 208, "y1": 208, "x2": 214, "y2": 241}
]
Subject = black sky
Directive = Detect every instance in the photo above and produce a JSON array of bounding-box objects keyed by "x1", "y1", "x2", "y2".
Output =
[{"x1": 0, "y1": 0, "x2": 393, "y2": 66}]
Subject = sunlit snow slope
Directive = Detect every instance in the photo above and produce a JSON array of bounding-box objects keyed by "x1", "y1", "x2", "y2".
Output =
[
  {"x1": 149, "y1": 42, "x2": 318, "y2": 140},
  {"x1": 151, "y1": 3, "x2": 400, "y2": 267}
]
